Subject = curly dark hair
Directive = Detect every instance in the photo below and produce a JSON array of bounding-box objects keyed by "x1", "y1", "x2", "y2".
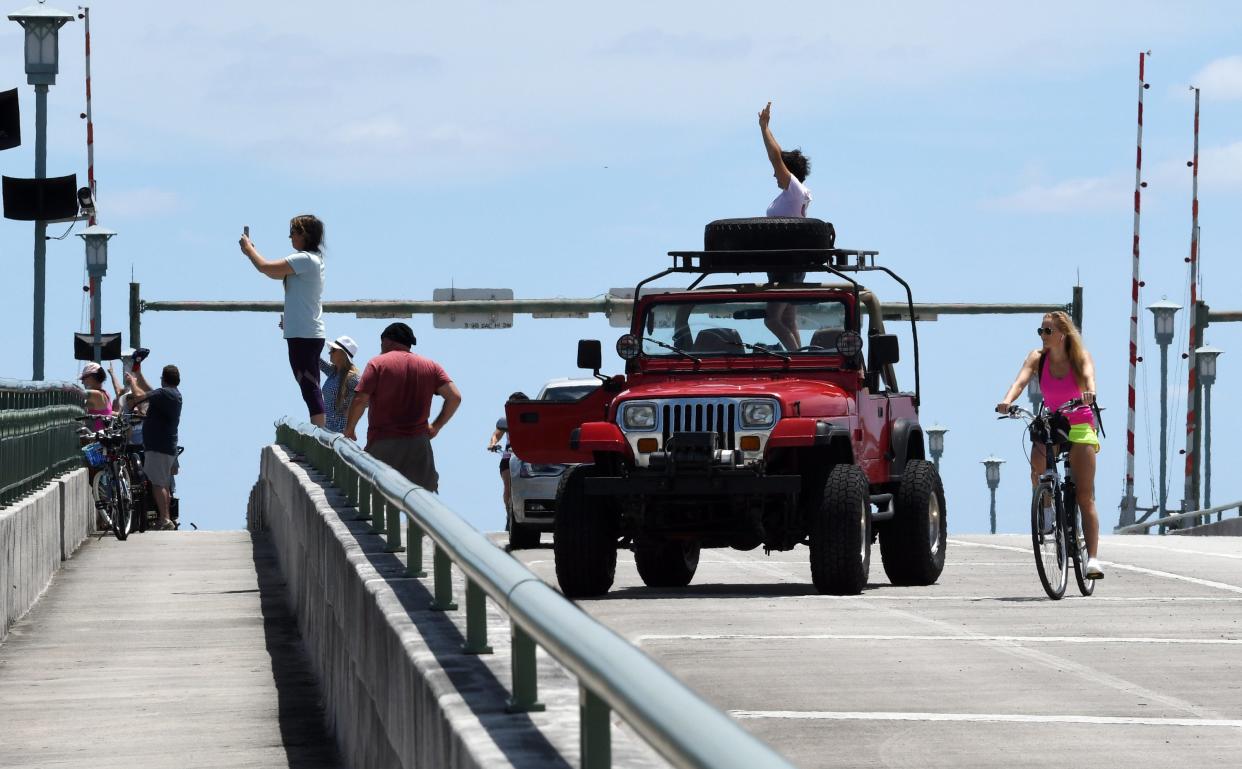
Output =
[{"x1": 781, "y1": 149, "x2": 811, "y2": 182}]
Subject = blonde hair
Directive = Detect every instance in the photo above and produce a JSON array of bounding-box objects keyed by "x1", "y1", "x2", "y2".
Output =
[
  {"x1": 1045, "y1": 311, "x2": 1089, "y2": 388},
  {"x1": 335, "y1": 360, "x2": 359, "y2": 413}
]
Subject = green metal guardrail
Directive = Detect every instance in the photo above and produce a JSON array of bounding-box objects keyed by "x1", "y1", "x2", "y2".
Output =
[
  {"x1": 0, "y1": 378, "x2": 86, "y2": 508},
  {"x1": 275, "y1": 418, "x2": 796, "y2": 769}
]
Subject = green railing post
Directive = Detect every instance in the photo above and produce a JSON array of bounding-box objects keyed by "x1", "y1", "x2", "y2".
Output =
[
  {"x1": 357, "y1": 477, "x2": 373, "y2": 522},
  {"x1": 462, "y1": 580, "x2": 493, "y2": 655},
  {"x1": 406, "y1": 521, "x2": 427, "y2": 578},
  {"x1": 581, "y1": 685, "x2": 612, "y2": 769},
  {"x1": 367, "y1": 488, "x2": 384, "y2": 534},
  {"x1": 384, "y1": 497, "x2": 405, "y2": 553},
  {"x1": 506, "y1": 622, "x2": 545, "y2": 713},
  {"x1": 429, "y1": 544, "x2": 457, "y2": 611}
]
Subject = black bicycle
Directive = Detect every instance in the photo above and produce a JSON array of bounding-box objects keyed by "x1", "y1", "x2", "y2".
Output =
[
  {"x1": 80, "y1": 413, "x2": 142, "y2": 541},
  {"x1": 1000, "y1": 400, "x2": 1098, "y2": 600}
]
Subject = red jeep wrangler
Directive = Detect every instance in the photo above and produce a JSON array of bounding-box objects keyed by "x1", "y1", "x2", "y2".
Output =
[{"x1": 507, "y1": 218, "x2": 946, "y2": 597}]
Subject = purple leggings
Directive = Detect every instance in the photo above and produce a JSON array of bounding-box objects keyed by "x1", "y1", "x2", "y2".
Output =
[{"x1": 287, "y1": 338, "x2": 326, "y2": 417}]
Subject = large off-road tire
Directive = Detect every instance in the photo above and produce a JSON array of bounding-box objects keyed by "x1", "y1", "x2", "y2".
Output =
[
  {"x1": 704, "y1": 217, "x2": 836, "y2": 252},
  {"x1": 809, "y1": 464, "x2": 871, "y2": 595},
  {"x1": 634, "y1": 539, "x2": 700, "y2": 588},
  {"x1": 507, "y1": 507, "x2": 542, "y2": 550},
  {"x1": 879, "y1": 460, "x2": 947, "y2": 586},
  {"x1": 553, "y1": 466, "x2": 618, "y2": 598}
]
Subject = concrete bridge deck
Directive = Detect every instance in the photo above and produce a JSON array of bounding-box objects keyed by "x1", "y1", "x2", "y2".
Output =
[
  {"x1": 509, "y1": 533, "x2": 1242, "y2": 768},
  {"x1": 0, "y1": 532, "x2": 340, "y2": 768}
]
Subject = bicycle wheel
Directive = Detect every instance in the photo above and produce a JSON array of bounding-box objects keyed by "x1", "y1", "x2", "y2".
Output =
[
  {"x1": 111, "y1": 463, "x2": 133, "y2": 541},
  {"x1": 1066, "y1": 484, "x2": 1095, "y2": 596},
  {"x1": 1030, "y1": 482, "x2": 1068, "y2": 599},
  {"x1": 91, "y1": 467, "x2": 118, "y2": 534}
]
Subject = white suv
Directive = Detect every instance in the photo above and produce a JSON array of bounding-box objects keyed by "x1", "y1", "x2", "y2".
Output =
[{"x1": 507, "y1": 377, "x2": 601, "y2": 549}]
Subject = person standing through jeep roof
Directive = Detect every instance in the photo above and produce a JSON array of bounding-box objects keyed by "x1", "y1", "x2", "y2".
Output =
[
  {"x1": 130, "y1": 364, "x2": 183, "y2": 531},
  {"x1": 344, "y1": 323, "x2": 462, "y2": 493},
  {"x1": 758, "y1": 101, "x2": 812, "y2": 352}
]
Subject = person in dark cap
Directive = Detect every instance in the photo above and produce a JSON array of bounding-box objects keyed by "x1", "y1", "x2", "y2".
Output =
[{"x1": 344, "y1": 323, "x2": 461, "y2": 492}]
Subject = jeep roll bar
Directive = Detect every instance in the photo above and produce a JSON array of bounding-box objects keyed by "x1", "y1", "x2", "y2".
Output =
[{"x1": 631, "y1": 248, "x2": 921, "y2": 407}]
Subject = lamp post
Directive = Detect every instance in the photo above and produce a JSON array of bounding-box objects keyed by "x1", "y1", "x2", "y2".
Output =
[
  {"x1": 77, "y1": 225, "x2": 115, "y2": 363},
  {"x1": 1147, "y1": 299, "x2": 1180, "y2": 526},
  {"x1": 926, "y1": 424, "x2": 947, "y2": 469},
  {"x1": 982, "y1": 456, "x2": 1005, "y2": 535},
  {"x1": 1026, "y1": 370, "x2": 1042, "y2": 411},
  {"x1": 9, "y1": 1, "x2": 75, "y2": 381},
  {"x1": 1195, "y1": 345, "x2": 1222, "y2": 515}
]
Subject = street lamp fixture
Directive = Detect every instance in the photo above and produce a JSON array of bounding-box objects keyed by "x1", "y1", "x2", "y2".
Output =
[
  {"x1": 982, "y1": 455, "x2": 1005, "y2": 534},
  {"x1": 926, "y1": 424, "x2": 947, "y2": 468},
  {"x1": 8, "y1": 2, "x2": 75, "y2": 85},
  {"x1": 1195, "y1": 345, "x2": 1222, "y2": 386},
  {"x1": 1147, "y1": 299, "x2": 1181, "y2": 346},
  {"x1": 77, "y1": 225, "x2": 115, "y2": 276}
]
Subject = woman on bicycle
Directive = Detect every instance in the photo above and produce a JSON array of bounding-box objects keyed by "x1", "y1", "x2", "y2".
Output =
[
  {"x1": 79, "y1": 363, "x2": 112, "y2": 432},
  {"x1": 996, "y1": 311, "x2": 1103, "y2": 579}
]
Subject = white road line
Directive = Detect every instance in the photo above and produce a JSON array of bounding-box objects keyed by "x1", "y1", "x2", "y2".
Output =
[
  {"x1": 1103, "y1": 540, "x2": 1242, "y2": 561},
  {"x1": 729, "y1": 710, "x2": 1242, "y2": 728},
  {"x1": 948, "y1": 538, "x2": 1242, "y2": 595},
  {"x1": 639, "y1": 633, "x2": 1242, "y2": 645}
]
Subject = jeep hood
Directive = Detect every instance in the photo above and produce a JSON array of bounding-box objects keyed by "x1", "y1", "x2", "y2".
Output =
[{"x1": 614, "y1": 379, "x2": 855, "y2": 418}]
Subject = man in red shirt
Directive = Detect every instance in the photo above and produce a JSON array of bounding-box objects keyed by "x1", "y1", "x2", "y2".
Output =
[{"x1": 344, "y1": 323, "x2": 462, "y2": 492}]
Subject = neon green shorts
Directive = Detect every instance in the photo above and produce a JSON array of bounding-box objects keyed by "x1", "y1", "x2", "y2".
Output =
[{"x1": 1066, "y1": 423, "x2": 1101, "y2": 453}]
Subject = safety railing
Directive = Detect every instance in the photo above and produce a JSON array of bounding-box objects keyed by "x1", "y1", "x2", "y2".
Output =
[
  {"x1": 1114, "y1": 499, "x2": 1242, "y2": 534},
  {"x1": 274, "y1": 418, "x2": 795, "y2": 769},
  {"x1": 0, "y1": 378, "x2": 86, "y2": 508}
]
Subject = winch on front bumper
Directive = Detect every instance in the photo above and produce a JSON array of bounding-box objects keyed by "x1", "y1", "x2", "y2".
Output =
[{"x1": 583, "y1": 431, "x2": 801, "y2": 496}]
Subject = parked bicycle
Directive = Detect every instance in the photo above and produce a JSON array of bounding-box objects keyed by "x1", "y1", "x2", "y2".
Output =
[
  {"x1": 80, "y1": 413, "x2": 143, "y2": 541},
  {"x1": 1000, "y1": 399, "x2": 1102, "y2": 600}
]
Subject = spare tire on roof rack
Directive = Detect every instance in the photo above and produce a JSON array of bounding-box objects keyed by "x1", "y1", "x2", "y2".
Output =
[{"x1": 704, "y1": 217, "x2": 836, "y2": 252}]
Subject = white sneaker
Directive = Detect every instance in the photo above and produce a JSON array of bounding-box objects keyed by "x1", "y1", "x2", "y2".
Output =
[{"x1": 1085, "y1": 558, "x2": 1104, "y2": 580}]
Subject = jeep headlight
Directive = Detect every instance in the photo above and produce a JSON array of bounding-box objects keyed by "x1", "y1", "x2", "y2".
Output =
[
  {"x1": 621, "y1": 402, "x2": 658, "y2": 431},
  {"x1": 740, "y1": 400, "x2": 776, "y2": 428}
]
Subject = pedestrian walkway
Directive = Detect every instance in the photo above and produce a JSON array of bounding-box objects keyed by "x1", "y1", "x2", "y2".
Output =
[{"x1": 0, "y1": 532, "x2": 340, "y2": 769}]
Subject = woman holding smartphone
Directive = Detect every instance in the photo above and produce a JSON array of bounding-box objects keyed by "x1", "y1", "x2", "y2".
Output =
[{"x1": 239, "y1": 215, "x2": 328, "y2": 426}]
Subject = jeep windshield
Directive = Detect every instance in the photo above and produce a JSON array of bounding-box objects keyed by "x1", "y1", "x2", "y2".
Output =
[{"x1": 640, "y1": 298, "x2": 849, "y2": 357}]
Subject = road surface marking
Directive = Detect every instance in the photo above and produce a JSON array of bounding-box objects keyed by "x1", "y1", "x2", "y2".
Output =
[
  {"x1": 948, "y1": 538, "x2": 1242, "y2": 594},
  {"x1": 729, "y1": 710, "x2": 1242, "y2": 728},
  {"x1": 1103, "y1": 541, "x2": 1242, "y2": 561},
  {"x1": 638, "y1": 633, "x2": 1242, "y2": 645}
]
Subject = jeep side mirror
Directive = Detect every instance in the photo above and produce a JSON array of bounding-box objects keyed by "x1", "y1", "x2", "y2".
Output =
[
  {"x1": 868, "y1": 334, "x2": 900, "y2": 369},
  {"x1": 577, "y1": 339, "x2": 603, "y2": 373}
]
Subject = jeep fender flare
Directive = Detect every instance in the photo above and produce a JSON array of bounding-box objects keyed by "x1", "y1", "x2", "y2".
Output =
[
  {"x1": 569, "y1": 422, "x2": 630, "y2": 458},
  {"x1": 889, "y1": 419, "x2": 925, "y2": 481},
  {"x1": 767, "y1": 418, "x2": 852, "y2": 462}
]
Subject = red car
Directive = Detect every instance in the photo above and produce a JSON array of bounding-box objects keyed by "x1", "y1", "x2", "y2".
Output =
[{"x1": 507, "y1": 218, "x2": 946, "y2": 597}]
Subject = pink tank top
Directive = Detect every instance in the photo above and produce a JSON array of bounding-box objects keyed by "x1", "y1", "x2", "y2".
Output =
[
  {"x1": 1040, "y1": 355, "x2": 1094, "y2": 427},
  {"x1": 87, "y1": 393, "x2": 113, "y2": 432}
]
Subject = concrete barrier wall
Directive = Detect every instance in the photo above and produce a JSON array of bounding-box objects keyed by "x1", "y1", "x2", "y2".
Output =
[
  {"x1": 1171, "y1": 517, "x2": 1242, "y2": 536},
  {"x1": 1, "y1": 469, "x2": 91, "y2": 642},
  {"x1": 252, "y1": 444, "x2": 538, "y2": 769}
]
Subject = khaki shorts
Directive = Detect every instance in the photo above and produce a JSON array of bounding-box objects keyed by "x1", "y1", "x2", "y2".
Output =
[
  {"x1": 368, "y1": 436, "x2": 438, "y2": 493},
  {"x1": 144, "y1": 450, "x2": 178, "y2": 489}
]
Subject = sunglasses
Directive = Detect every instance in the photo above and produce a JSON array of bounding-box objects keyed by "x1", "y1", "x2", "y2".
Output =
[{"x1": 1037, "y1": 326, "x2": 1055, "y2": 336}]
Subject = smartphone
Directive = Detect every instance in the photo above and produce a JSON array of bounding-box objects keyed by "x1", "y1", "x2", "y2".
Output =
[{"x1": 243, "y1": 225, "x2": 250, "y2": 239}]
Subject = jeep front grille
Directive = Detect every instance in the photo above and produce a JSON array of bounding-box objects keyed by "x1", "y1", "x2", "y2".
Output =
[{"x1": 661, "y1": 400, "x2": 736, "y2": 450}]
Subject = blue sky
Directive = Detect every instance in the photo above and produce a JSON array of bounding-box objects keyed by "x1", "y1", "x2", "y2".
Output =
[{"x1": 3, "y1": 1, "x2": 1241, "y2": 535}]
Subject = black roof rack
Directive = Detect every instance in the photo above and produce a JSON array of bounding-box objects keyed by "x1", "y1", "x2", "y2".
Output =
[{"x1": 666, "y1": 248, "x2": 881, "y2": 274}]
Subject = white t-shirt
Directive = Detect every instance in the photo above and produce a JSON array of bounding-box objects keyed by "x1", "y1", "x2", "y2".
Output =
[
  {"x1": 282, "y1": 251, "x2": 325, "y2": 339},
  {"x1": 766, "y1": 175, "x2": 812, "y2": 217}
]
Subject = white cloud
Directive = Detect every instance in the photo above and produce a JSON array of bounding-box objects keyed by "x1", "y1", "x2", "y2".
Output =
[
  {"x1": 1191, "y1": 56, "x2": 1242, "y2": 100},
  {"x1": 981, "y1": 175, "x2": 1130, "y2": 214}
]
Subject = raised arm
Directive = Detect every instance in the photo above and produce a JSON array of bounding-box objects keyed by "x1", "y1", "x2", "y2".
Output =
[
  {"x1": 758, "y1": 102, "x2": 792, "y2": 189},
  {"x1": 239, "y1": 235, "x2": 294, "y2": 280}
]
